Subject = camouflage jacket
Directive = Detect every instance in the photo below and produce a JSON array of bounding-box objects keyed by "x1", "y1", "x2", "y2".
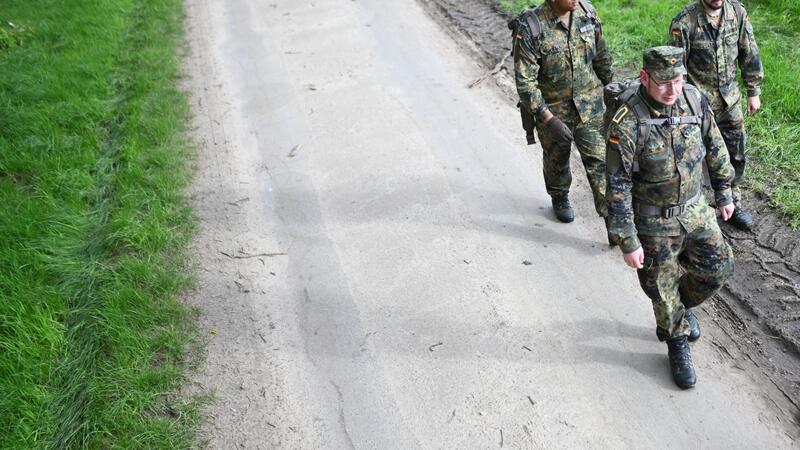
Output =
[
  {"x1": 511, "y1": 1, "x2": 613, "y2": 123},
  {"x1": 668, "y1": 0, "x2": 764, "y2": 112},
  {"x1": 606, "y1": 86, "x2": 735, "y2": 253}
]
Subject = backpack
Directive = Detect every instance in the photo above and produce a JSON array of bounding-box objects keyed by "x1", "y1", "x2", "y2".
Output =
[
  {"x1": 602, "y1": 79, "x2": 706, "y2": 172},
  {"x1": 508, "y1": 0, "x2": 597, "y2": 145}
]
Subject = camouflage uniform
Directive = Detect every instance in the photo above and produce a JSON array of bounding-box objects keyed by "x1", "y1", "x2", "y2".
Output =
[
  {"x1": 668, "y1": 0, "x2": 764, "y2": 206},
  {"x1": 512, "y1": 0, "x2": 613, "y2": 216},
  {"x1": 606, "y1": 47, "x2": 736, "y2": 340}
]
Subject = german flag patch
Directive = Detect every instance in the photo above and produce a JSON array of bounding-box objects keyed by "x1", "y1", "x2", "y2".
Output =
[
  {"x1": 608, "y1": 136, "x2": 621, "y2": 145},
  {"x1": 671, "y1": 28, "x2": 681, "y2": 36}
]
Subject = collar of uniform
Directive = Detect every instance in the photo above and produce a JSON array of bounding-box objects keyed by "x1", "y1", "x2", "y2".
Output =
[
  {"x1": 726, "y1": 1, "x2": 736, "y2": 20},
  {"x1": 541, "y1": 2, "x2": 559, "y2": 25},
  {"x1": 638, "y1": 85, "x2": 674, "y2": 117},
  {"x1": 695, "y1": 1, "x2": 711, "y2": 27},
  {"x1": 542, "y1": 2, "x2": 584, "y2": 30},
  {"x1": 676, "y1": 98, "x2": 690, "y2": 114},
  {"x1": 696, "y1": 0, "x2": 732, "y2": 27}
]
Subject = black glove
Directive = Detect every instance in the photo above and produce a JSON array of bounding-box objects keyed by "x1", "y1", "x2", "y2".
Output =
[{"x1": 547, "y1": 116, "x2": 574, "y2": 144}]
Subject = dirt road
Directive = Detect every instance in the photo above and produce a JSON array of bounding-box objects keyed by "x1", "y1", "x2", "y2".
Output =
[{"x1": 183, "y1": 0, "x2": 798, "y2": 447}]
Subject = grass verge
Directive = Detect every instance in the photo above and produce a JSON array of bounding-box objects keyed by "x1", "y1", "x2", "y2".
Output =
[
  {"x1": 499, "y1": 0, "x2": 800, "y2": 226},
  {"x1": 0, "y1": 0, "x2": 200, "y2": 447}
]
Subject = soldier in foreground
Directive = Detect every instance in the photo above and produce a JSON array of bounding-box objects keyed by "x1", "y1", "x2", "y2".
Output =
[
  {"x1": 669, "y1": 0, "x2": 764, "y2": 230},
  {"x1": 605, "y1": 47, "x2": 735, "y2": 388},
  {"x1": 510, "y1": 0, "x2": 613, "y2": 225}
]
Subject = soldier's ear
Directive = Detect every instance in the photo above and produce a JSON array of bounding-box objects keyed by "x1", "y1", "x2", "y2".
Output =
[{"x1": 639, "y1": 70, "x2": 648, "y2": 84}]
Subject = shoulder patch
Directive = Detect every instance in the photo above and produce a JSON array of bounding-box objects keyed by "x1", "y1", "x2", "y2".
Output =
[
  {"x1": 608, "y1": 136, "x2": 621, "y2": 145},
  {"x1": 612, "y1": 105, "x2": 630, "y2": 124}
]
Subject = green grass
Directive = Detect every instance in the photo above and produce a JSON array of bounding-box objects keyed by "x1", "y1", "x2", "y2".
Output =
[
  {"x1": 499, "y1": 0, "x2": 800, "y2": 226},
  {"x1": 0, "y1": 0, "x2": 201, "y2": 448}
]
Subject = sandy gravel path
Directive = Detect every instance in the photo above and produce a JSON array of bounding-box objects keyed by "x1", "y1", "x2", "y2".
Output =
[{"x1": 182, "y1": 0, "x2": 799, "y2": 447}]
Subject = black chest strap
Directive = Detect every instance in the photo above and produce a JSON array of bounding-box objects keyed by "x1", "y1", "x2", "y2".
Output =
[
  {"x1": 641, "y1": 116, "x2": 701, "y2": 126},
  {"x1": 626, "y1": 86, "x2": 705, "y2": 172}
]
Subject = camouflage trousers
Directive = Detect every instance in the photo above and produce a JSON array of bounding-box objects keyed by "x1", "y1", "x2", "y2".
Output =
[
  {"x1": 636, "y1": 204, "x2": 734, "y2": 340},
  {"x1": 535, "y1": 104, "x2": 607, "y2": 217},
  {"x1": 716, "y1": 102, "x2": 747, "y2": 206}
]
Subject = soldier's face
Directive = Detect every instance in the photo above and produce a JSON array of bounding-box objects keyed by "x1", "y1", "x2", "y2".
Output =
[
  {"x1": 550, "y1": 0, "x2": 579, "y2": 13},
  {"x1": 701, "y1": 0, "x2": 724, "y2": 10},
  {"x1": 642, "y1": 70, "x2": 685, "y2": 105}
]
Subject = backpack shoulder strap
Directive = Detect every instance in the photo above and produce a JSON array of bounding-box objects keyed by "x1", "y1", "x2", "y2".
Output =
[
  {"x1": 685, "y1": 4, "x2": 699, "y2": 41},
  {"x1": 509, "y1": 9, "x2": 543, "y2": 58},
  {"x1": 524, "y1": 11, "x2": 542, "y2": 39},
  {"x1": 625, "y1": 93, "x2": 651, "y2": 172},
  {"x1": 730, "y1": 0, "x2": 746, "y2": 31},
  {"x1": 730, "y1": 0, "x2": 745, "y2": 19},
  {"x1": 682, "y1": 84, "x2": 709, "y2": 135},
  {"x1": 509, "y1": 9, "x2": 542, "y2": 38},
  {"x1": 625, "y1": 86, "x2": 705, "y2": 172},
  {"x1": 609, "y1": 86, "x2": 649, "y2": 173},
  {"x1": 579, "y1": 0, "x2": 596, "y2": 19},
  {"x1": 683, "y1": 84, "x2": 702, "y2": 117}
]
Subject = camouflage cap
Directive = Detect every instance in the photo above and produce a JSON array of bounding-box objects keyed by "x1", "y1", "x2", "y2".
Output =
[{"x1": 643, "y1": 46, "x2": 687, "y2": 80}]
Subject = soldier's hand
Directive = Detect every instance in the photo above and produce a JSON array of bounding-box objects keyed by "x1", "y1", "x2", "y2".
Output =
[
  {"x1": 546, "y1": 116, "x2": 574, "y2": 144},
  {"x1": 747, "y1": 96, "x2": 761, "y2": 115},
  {"x1": 718, "y1": 203, "x2": 735, "y2": 221},
  {"x1": 623, "y1": 247, "x2": 644, "y2": 269}
]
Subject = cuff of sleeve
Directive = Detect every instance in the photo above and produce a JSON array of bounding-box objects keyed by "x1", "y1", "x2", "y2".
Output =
[
  {"x1": 620, "y1": 236, "x2": 641, "y2": 254},
  {"x1": 535, "y1": 107, "x2": 550, "y2": 122},
  {"x1": 747, "y1": 87, "x2": 761, "y2": 98},
  {"x1": 715, "y1": 188, "x2": 733, "y2": 207}
]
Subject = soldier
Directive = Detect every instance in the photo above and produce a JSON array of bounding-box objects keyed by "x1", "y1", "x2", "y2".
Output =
[
  {"x1": 510, "y1": 0, "x2": 613, "y2": 224},
  {"x1": 669, "y1": 0, "x2": 764, "y2": 230},
  {"x1": 606, "y1": 47, "x2": 736, "y2": 389}
]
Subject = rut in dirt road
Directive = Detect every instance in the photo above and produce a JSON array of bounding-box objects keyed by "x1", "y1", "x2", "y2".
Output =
[{"x1": 183, "y1": 0, "x2": 800, "y2": 447}]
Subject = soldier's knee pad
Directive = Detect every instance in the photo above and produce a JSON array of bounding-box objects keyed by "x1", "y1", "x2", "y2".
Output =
[{"x1": 709, "y1": 250, "x2": 734, "y2": 284}]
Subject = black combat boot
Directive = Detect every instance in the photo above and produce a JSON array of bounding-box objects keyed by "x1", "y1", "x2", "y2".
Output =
[
  {"x1": 552, "y1": 196, "x2": 574, "y2": 223},
  {"x1": 666, "y1": 336, "x2": 696, "y2": 389},
  {"x1": 728, "y1": 207, "x2": 754, "y2": 230},
  {"x1": 685, "y1": 308, "x2": 701, "y2": 342}
]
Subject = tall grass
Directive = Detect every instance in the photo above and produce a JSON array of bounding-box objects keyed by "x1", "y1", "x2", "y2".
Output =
[
  {"x1": 499, "y1": 0, "x2": 800, "y2": 226},
  {"x1": 0, "y1": 0, "x2": 200, "y2": 447},
  {"x1": 743, "y1": 0, "x2": 800, "y2": 223}
]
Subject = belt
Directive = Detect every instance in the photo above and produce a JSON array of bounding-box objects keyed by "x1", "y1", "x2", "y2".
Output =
[{"x1": 633, "y1": 192, "x2": 701, "y2": 219}]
